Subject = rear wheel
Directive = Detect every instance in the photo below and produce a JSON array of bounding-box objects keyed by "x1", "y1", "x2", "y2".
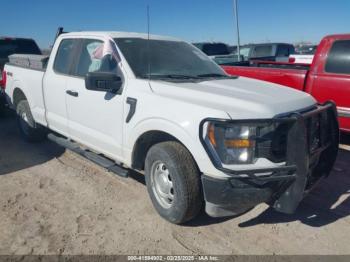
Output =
[
  {"x1": 16, "y1": 100, "x2": 46, "y2": 142},
  {"x1": 145, "y1": 141, "x2": 202, "y2": 224}
]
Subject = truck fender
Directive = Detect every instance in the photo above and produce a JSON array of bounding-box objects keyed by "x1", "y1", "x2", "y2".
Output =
[
  {"x1": 8, "y1": 80, "x2": 34, "y2": 110},
  {"x1": 125, "y1": 118, "x2": 212, "y2": 174}
]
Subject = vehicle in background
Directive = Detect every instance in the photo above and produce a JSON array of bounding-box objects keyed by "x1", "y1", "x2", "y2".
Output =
[
  {"x1": 295, "y1": 45, "x2": 318, "y2": 54},
  {"x1": 3, "y1": 30, "x2": 339, "y2": 224},
  {"x1": 223, "y1": 34, "x2": 350, "y2": 133},
  {"x1": 0, "y1": 37, "x2": 41, "y2": 112},
  {"x1": 241, "y1": 43, "x2": 295, "y2": 62},
  {"x1": 228, "y1": 45, "x2": 237, "y2": 54},
  {"x1": 193, "y1": 42, "x2": 246, "y2": 67},
  {"x1": 41, "y1": 48, "x2": 52, "y2": 56},
  {"x1": 289, "y1": 54, "x2": 314, "y2": 64},
  {"x1": 216, "y1": 43, "x2": 295, "y2": 66},
  {"x1": 193, "y1": 42, "x2": 231, "y2": 57}
]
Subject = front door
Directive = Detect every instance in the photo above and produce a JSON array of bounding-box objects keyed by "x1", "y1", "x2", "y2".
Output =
[{"x1": 66, "y1": 38, "x2": 126, "y2": 160}]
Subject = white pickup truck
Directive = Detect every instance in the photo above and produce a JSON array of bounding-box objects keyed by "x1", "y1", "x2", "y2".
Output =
[{"x1": 3, "y1": 31, "x2": 339, "y2": 224}]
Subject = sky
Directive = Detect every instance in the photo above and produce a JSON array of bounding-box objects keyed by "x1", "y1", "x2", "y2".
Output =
[{"x1": 1, "y1": 0, "x2": 349, "y2": 48}]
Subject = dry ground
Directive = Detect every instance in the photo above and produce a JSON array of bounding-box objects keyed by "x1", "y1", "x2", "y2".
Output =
[{"x1": 0, "y1": 113, "x2": 350, "y2": 255}]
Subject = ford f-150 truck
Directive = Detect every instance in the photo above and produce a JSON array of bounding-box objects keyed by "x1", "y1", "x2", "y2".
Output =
[
  {"x1": 223, "y1": 34, "x2": 350, "y2": 133},
  {"x1": 3, "y1": 31, "x2": 339, "y2": 224}
]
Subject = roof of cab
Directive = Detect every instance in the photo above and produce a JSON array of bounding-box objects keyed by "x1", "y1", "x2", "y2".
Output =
[
  {"x1": 323, "y1": 33, "x2": 350, "y2": 40},
  {"x1": 61, "y1": 31, "x2": 182, "y2": 42}
]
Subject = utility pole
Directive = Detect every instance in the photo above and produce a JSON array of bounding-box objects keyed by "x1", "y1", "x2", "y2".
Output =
[{"x1": 233, "y1": 0, "x2": 241, "y2": 61}]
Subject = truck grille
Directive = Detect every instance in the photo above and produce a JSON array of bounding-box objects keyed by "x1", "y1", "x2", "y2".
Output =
[
  {"x1": 256, "y1": 105, "x2": 334, "y2": 164},
  {"x1": 305, "y1": 109, "x2": 332, "y2": 154},
  {"x1": 256, "y1": 122, "x2": 290, "y2": 163}
]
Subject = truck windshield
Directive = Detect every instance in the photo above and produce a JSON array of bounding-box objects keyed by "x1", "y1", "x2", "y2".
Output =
[
  {"x1": 114, "y1": 38, "x2": 228, "y2": 80},
  {"x1": 0, "y1": 39, "x2": 41, "y2": 59}
]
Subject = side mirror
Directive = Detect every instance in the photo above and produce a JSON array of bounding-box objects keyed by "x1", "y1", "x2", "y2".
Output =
[{"x1": 85, "y1": 72, "x2": 122, "y2": 94}]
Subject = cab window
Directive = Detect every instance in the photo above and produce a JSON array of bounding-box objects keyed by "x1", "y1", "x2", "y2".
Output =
[
  {"x1": 325, "y1": 40, "x2": 350, "y2": 74},
  {"x1": 53, "y1": 39, "x2": 77, "y2": 75},
  {"x1": 74, "y1": 39, "x2": 118, "y2": 77}
]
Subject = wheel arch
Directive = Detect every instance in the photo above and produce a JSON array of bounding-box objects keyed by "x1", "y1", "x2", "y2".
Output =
[
  {"x1": 13, "y1": 87, "x2": 28, "y2": 109},
  {"x1": 128, "y1": 119, "x2": 205, "y2": 172},
  {"x1": 9, "y1": 79, "x2": 33, "y2": 110},
  {"x1": 131, "y1": 130, "x2": 185, "y2": 170}
]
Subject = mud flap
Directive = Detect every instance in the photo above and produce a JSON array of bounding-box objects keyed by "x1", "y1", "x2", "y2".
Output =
[{"x1": 273, "y1": 113, "x2": 309, "y2": 214}]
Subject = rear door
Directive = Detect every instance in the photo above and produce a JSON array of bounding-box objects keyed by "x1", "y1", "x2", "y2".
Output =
[
  {"x1": 43, "y1": 38, "x2": 80, "y2": 136},
  {"x1": 311, "y1": 39, "x2": 350, "y2": 132},
  {"x1": 65, "y1": 38, "x2": 125, "y2": 160}
]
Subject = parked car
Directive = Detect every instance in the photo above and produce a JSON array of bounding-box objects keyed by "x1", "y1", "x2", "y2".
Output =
[
  {"x1": 223, "y1": 34, "x2": 350, "y2": 133},
  {"x1": 295, "y1": 45, "x2": 318, "y2": 55},
  {"x1": 3, "y1": 31, "x2": 339, "y2": 224},
  {"x1": 215, "y1": 43, "x2": 296, "y2": 67},
  {"x1": 228, "y1": 45, "x2": 237, "y2": 54},
  {"x1": 193, "y1": 42, "x2": 231, "y2": 57},
  {"x1": 0, "y1": 37, "x2": 41, "y2": 112},
  {"x1": 192, "y1": 42, "x2": 242, "y2": 66}
]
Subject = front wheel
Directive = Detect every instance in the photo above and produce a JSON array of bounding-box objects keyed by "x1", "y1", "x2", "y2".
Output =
[
  {"x1": 145, "y1": 141, "x2": 202, "y2": 224},
  {"x1": 16, "y1": 100, "x2": 46, "y2": 142}
]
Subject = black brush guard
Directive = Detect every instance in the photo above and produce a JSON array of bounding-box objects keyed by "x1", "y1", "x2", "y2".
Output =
[
  {"x1": 201, "y1": 101, "x2": 339, "y2": 216},
  {"x1": 273, "y1": 101, "x2": 339, "y2": 213}
]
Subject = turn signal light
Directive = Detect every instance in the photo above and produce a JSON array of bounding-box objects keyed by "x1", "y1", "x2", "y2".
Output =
[{"x1": 224, "y1": 139, "x2": 254, "y2": 148}]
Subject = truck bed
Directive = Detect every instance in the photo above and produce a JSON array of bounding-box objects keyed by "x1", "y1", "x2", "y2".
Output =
[{"x1": 4, "y1": 63, "x2": 46, "y2": 124}]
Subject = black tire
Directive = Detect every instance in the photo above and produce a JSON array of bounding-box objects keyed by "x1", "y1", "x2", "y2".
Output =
[
  {"x1": 0, "y1": 103, "x2": 4, "y2": 116},
  {"x1": 16, "y1": 100, "x2": 46, "y2": 142},
  {"x1": 145, "y1": 141, "x2": 202, "y2": 224},
  {"x1": 0, "y1": 95, "x2": 6, "y2": 116}
]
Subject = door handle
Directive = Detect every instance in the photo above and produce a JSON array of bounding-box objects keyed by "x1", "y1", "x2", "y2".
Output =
[{"x1": 66, "y1": 90, "x2": 79, "y2": 97}]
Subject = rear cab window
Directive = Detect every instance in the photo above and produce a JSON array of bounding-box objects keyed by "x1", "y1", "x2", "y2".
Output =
[
  {"x1": 251, "y1": 45, "x2": 274, "y2": 58},
  {"x1": 325, "y1": 40, "x2": 350, "y2": 74},
  {"x1": 277, "y1": 45, "x2": 290, "y2": 57},
  {"x1": 200, "y1": 43, "x2": 230, "y2": 56}
]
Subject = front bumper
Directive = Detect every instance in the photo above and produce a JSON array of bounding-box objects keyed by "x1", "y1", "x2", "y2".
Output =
[{"x1": 202, "y1": 102, "x2": 339, "y2": 217}]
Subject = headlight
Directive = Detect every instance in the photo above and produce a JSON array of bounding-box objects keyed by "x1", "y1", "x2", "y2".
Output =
[
  {"x1": 205, "y1": 122, "x2": 257, "y2": 164},
  {"x1": 201, "y1": 120, "x2": 291, "y2": 165}
]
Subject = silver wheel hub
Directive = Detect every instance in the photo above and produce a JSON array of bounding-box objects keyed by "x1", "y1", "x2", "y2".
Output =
[{"x1": 150, "y1": 161, "x2": 174, "y2": 209}]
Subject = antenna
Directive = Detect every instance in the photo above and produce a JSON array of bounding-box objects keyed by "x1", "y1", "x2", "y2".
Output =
[{"x1": 147, "y1": 5, "x2": 151, "y2": 82}]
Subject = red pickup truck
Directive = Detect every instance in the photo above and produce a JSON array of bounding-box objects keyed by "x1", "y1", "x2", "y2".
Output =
[{"x1": 223, "y1": 34, "x2": 350, "y2": 133}]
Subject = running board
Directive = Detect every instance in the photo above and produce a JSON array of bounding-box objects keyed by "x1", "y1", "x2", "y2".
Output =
[{"x1": 48, "y1": 133, "x2": 129, "y2": 178}]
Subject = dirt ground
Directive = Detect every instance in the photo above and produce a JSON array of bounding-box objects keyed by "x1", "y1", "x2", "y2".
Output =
[{"x1": 0, "y1": 113, "x2": 350, "y2": 255}]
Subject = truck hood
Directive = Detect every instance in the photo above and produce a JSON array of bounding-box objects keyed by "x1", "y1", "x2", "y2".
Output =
[{"x1": 150, "y1": 77, "x2": 316, "y2": 119}]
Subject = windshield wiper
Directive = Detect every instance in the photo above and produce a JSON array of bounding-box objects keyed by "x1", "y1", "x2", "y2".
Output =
[
  {"x1": 163, "y1": 74, "x2": 200, "y2": 79},
  {"x1": 141, "y1": 74, "x2": 200, "y2": 80},
  {"x1": 196, "y1": 73, "x2": 230, "y2": 78}
]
